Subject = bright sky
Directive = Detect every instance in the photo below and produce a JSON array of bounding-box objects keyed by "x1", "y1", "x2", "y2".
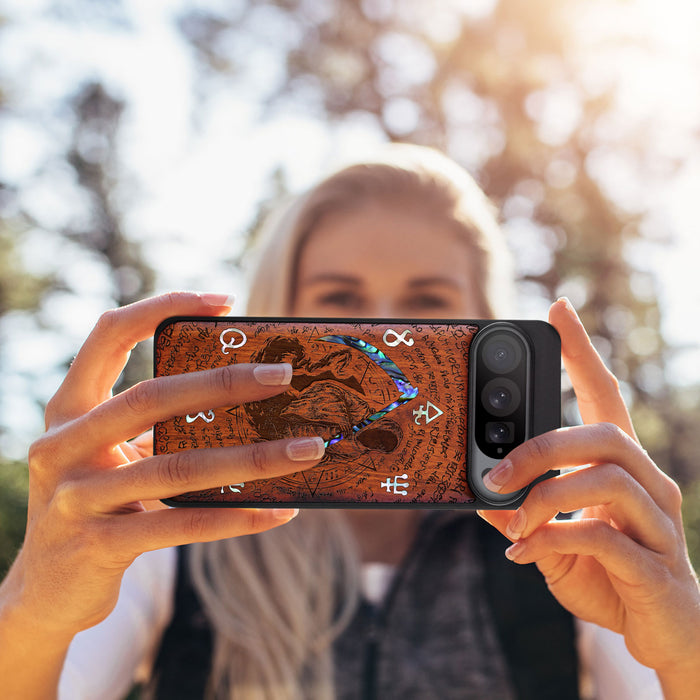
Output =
[
  {"x1": 1, "y1": 0, "x2": 699, "y2": 456},
  {"x1": 574, "y1": 0, "x2": 700, "y2": 373}
]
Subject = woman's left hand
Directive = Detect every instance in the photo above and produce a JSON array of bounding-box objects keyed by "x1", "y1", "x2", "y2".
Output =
[{"x1": 478, "y1": 298, "x2": 700, "y2": 695}]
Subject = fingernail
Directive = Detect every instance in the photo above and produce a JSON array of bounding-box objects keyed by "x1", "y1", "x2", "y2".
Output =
[
  {"x1": 505, "y1": 541, "x2": 527, "y2": 561},
  {"x1": 254, "y1": 363, "x2": 293, "y2": 386},
  {"x1": 506, "y1": 509, "x2": 527, "y2": 540},
  {"x1": 557, "y1": 296, "x2": 578, "y2": 319},
  {"x1": 273, "y1": 508, "x2": 299, "y2": 521},
  {"x1": 286, "y1": 436, "x2": 325, "y2": 461},
  {"x1": 483, "y1": 460, "x2": 512, "y2": 493},
  {"x1": 199, "y1": 293, "x2": 236, "y2": 310}
]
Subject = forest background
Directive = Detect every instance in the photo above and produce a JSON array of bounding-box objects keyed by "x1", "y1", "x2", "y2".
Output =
[{"x1": 1, "y1": 0, "x2": 700, "y2": 574}]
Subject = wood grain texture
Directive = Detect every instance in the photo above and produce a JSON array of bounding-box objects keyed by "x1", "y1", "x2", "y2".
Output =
[{"x1": 154, "y1": 318, "x2": 479, "y2": 506}]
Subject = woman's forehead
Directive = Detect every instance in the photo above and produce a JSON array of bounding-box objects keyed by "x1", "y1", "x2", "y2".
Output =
[{"x1": 298, "y1": 204, "x2": 472, "y2": 277}]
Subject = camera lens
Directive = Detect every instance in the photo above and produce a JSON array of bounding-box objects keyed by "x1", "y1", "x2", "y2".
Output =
[
  {"x1": 481, "y1": 378, "x2": 521, "y2": 417},
  {"x1": 482, "y1": 334, "x2": 523, "y2": 374},
  {"x1": 489, "y1": 387, "x2": 510, "y2": 411},
  {"x1": 486, "y1": 421, "x2": 514, "y2": 444}
]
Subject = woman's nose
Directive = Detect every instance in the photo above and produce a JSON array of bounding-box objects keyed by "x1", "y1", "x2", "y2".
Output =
[{"x1": 364, "y1": 299, "x2": 398, "y2": 319}]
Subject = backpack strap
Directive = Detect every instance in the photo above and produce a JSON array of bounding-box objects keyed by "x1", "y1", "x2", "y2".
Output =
[
  {"x1": 476, "y1": 515, "x2": 580, "y2": 700},
  {"x1": 147, "y1": 546, "x2": 212, "y2": 699}
]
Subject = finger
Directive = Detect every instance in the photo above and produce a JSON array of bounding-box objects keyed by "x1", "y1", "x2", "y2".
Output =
[
  {"x1": 66, "y1": 362, "x2": 293, "y2": 454},
  {"x1": 87, "y1": 436, "x2": 326, "y2": 507},
  {"x1": 47, "y1": 292, "x2": 235, "y2": 424},
  {"x1": 127, "y1": 430, "x2": 153, "y2": 459},
  {"x1": 108, "y1": 506, "x2": 301, "y2": 557},
  {"x1": 548, "y1": 298, "x2": 636, "y2": 439},
  {"x1": 119, "y1": 431, "x2": 153, "y2": 461},
  {"x1": 483, "y1": 423, "x2": 681, "y2": 515},
  {"x1": 476, "y1": 509, "x2": 516, "y2": 540},
  {"x1": 503, "y1": 464, "x2": 675, "y2": 554},
  {"x1": 503, "y1": 518, "x2": 663, "y2": 587}
]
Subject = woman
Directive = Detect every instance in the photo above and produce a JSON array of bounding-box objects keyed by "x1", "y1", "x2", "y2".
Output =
[{"x1": 0, "y1": 145, "x2": 697, "y2": 699}]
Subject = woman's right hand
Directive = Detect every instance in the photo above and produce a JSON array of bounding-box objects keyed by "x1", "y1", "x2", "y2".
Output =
[{"x1": 1, "y1": 292, "x2": 325, "y2": 643}]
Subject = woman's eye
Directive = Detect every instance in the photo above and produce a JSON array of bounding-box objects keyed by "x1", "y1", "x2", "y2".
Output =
[
  {"x1": 404, "y1": 295, "x2": 451, "y2": 311},
  {"x1": 315, "y1": 291, "x2": 364, "y2": 309}
]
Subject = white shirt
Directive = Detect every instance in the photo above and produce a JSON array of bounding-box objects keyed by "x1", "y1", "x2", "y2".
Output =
[{"x1": 59, "y1": 548, "x2": 663, "y2": 700}]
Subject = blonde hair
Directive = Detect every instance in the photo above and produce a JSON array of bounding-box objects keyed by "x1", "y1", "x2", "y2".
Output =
[
  {"x1": 189, "y1": 512, "x2": 359, "y2": 700},
  {"x1": 189, "y1": 144, "x2": 514, "y2": 699},
  {"x1": 246, "y1": 143, "x2": 514, "y2": 317}
]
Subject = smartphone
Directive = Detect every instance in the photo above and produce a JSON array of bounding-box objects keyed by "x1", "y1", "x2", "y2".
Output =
[{"x1": 153, "y1": 317, "x2": 560, "y2": 509}]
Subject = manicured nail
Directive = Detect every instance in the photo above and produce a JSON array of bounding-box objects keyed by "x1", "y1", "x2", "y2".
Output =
[
  {"x1": 254, "y1": 363, "x2": 293, "y2": 386},
  {"x1": 483, "y1": 460, "x2": 512, "y2": 493},
  {"x1": 273, "y1": 508, "x2": 299, "y2": 521},
  {"x1": 199, "y1": 293, "x2": 236, "y2": 310},
  {"x1": 557, "y1": 296, "x2": 578, "y2": 319},
  {"x1": 506, "y1": 509, "x2": 527, "y2": 540},
  {"x1": 286, "y1": 437, "x2": 325, "y2": 462},
  {"x1": 505, "y1": 541, "x2": 527, "y2": 561}
]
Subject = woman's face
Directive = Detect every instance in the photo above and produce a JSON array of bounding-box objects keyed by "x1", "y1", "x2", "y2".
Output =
[{"x1": 293, "y1": 202, "x2": 485, "y2": 319}]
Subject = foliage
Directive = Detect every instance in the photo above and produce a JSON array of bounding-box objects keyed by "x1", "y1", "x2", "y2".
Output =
[
  {"x1": 0, "y1": 219, "x2": 55, "y2": 316},
  {"x1": 176, "y1": 0, "x2": 696, "y2": 483},
  {"x1": 61, "y1": 81, "x2": 157, "y2": 391},
  {"x1": 682, "y1": 477, "x2": 700, "y2": 572},
  {"x1": 174, "y1": 0, "x2": 700, "y2": 559},
  {"x1": 0, "y1": 460, "x2": 28, "y2": 577},
  {"x1": 0, "y1": 14, "x2": 156, "y2": 568}
]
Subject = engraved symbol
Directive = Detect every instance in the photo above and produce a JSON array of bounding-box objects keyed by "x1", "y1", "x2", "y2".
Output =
[
  {"x1": 221, "y1": 483, "x2": 245, "y2": 494},
  {"x1": 220, "y1": 327, "x2": 247, "y2": 354},
  {"x1": 383, "y1": 329, "x2": 414, "y2": 347},
  {"x1": 319, "y1": 335, "x2": 418, "y2": 447},
  {"x1": 381, "y1": 474, "x2": 409, "y2": 495},
  {"x1": 413, "y1": 401, "x2": 444, "y2": 425},
  {"x1": 186, "y1": 410, "x2": 215, "y2": 423}
]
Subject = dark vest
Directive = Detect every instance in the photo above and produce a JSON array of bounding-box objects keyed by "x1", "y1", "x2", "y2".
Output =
[{"x1": 149, "y1": 513, "x2": 579, "y2": 699}]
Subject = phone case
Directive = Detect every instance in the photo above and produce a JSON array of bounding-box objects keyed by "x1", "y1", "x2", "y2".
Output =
[{"x1": 153, "y1": 317, "x2": 560, "y2": 508}]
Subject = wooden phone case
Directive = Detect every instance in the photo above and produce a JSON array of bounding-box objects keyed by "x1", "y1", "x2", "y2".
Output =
[{"x1": 153, "y1": 317, "x2": 559, "y2": 508}]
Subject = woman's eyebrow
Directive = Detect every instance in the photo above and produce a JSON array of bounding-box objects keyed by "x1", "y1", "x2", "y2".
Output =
[
  {"x1": 301, "y1": 275, "x2": 462, "y2": 289},
  {"x1": 408, "y1": 277, "x2": 462, "y2": 290},
  {"x1": 302, "y1": 273, "x2": 361, "y2": 286}
]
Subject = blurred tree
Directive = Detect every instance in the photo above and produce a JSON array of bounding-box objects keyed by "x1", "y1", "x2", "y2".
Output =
[
  {"x1": 682, "y1": 477, "x2": 700, "y2": 571},
  {"x1": 0, "y1": 12, "x2": 42, "y2": 572},
  {"x1": 0, "y1": 80, "x2": 156, "y2": 424},
  {"x1": 0, "y1": 199, "x2": 53, "y2": 572},
  {"x1": 0, "y1": 30, "x2": 155, "y2": 569},
  {"x1": 0, "y1": 460, "x2": 28, "y2": 577},
  {"x1": 0, "y1": 193, "x2": 45, "y2": 578},
  {"x1": 0, "y1": 196, "x2": 54, "y2": 317},
  {"x1": 1, "y1": 0, "x2": 698, "y2": 574},
  {"x1": 61, "y1": 80, "x2": 156, "y2": 391},
  {"x1": 176, "y1": 0, "x2": 700, "y2": 495}
]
